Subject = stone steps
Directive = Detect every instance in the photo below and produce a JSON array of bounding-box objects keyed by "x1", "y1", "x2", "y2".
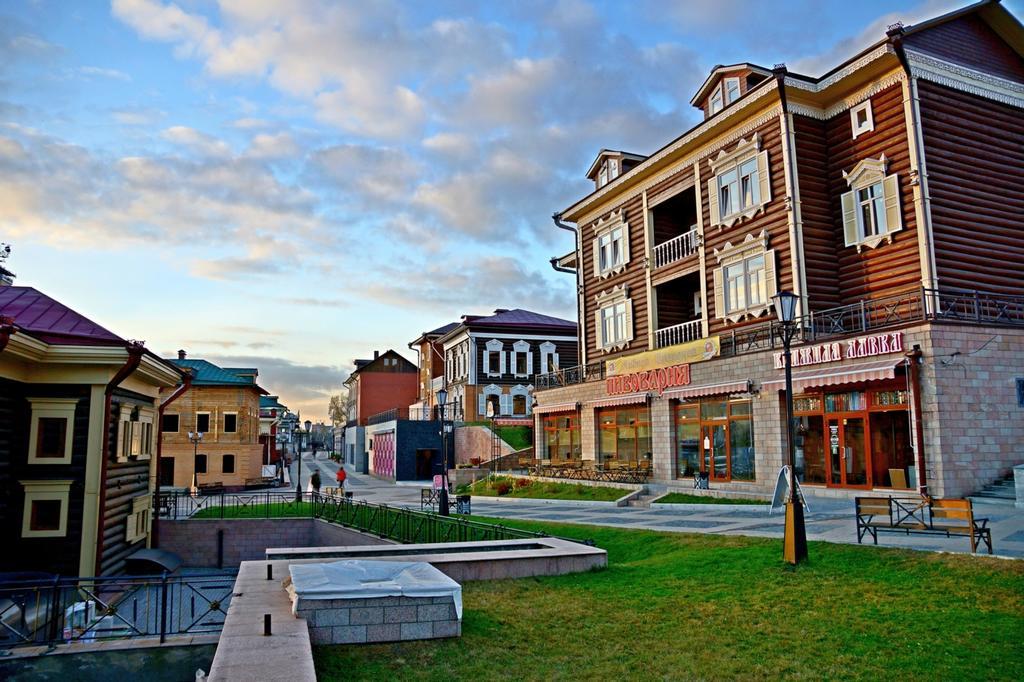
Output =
[{"x1": 968, "y1": 474, "x2": 1017, "y2": 507}]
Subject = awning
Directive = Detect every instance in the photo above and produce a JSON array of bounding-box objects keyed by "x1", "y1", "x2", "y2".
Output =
[
  {"x1": 761, "y1": 358, "x2": 906, "y2": 393},
  {"x1": 588, "y1": 392, "x2": 650, "y2": 409},
  {"x1": 125, "y1": 548, "x2": 183, "y2": 575},
  {"x1": 662, "y1": 379, "x2": 751, "y2": 401},
  {"x1": 533, "y1": 401, "x2": 579, "y2": 415}
]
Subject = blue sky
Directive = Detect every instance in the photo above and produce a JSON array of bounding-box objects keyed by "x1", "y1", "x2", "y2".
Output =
[{"x1": 3, "y1": 0, "x2": 1018, "y2": 419}]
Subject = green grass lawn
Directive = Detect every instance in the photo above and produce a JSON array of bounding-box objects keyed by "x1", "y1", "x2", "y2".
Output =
[
  {"x1": 656, "y1": 492, "x2": 768, "y2": 505},
  {"x1": 462, "y1": 422, "x2": 533, "y2": 451},
  {"x1": 192, "y1": 501, "x2": 314, "y2": 518},
  {"x1": 313, "y1": 518, "x2": 1024, "y2": 681},
  {"x1": 465, "y1": 476, "x2": 627, "y2": 501}
]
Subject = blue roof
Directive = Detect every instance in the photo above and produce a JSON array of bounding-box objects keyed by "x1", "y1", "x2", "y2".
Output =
[
  {"x1": 260, "y1": 395, "x2": 287, "y2": 410},
  {"x1": 170, "y1": 359, "x2": 258, "y2": 386}
]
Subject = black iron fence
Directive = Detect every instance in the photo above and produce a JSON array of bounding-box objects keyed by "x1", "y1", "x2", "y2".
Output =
[
  {"x1": 0, "y1": 571, "x2": 234, "y2": 649},
  {"x1": 535, "y1": 287, "x2": 1024, "y2": 390},
  {"x1": 156, "y1": 490, "x2": 547, "y2": 545}
]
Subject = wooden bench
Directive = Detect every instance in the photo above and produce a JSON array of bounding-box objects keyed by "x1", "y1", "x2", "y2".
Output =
[
  {"x1": 197, "y1": 481, "x2": 224, "y2": 494},
  {"x1": 855, "y1": 496, "x2": 992, "y2": 554}
]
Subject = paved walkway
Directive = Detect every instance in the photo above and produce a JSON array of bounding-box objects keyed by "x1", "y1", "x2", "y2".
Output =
[{"x1": 285, "y1": 453, "x2": 1024, "y2": 558}]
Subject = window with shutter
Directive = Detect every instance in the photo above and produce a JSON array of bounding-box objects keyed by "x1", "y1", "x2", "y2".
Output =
[
  {"x1": 594, "y1": 285, "x2": 632, "y2": 351},
  {"x1": 707, "y1": 135, "x2": 770, "y2": 227},
  {"x1": 592, "y1": 212, "x2": 629, "y2": 278},
  {"x1": 712, "y1": 231, "x2": 775, "y2": 323},
  {"x1": 841, "y1": 156, "x2": 902, "y2": 251}
]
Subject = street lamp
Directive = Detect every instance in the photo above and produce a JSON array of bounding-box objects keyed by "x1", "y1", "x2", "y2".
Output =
[
  {"x1": 773, "y1": 289, "x2": 808, "y2": 565},
  {"x1": 436, "y1": 387, "x2": 450, "y2": 517},
  {"x1": 294, "y1": 424, "x2": 304, "y2": 503},
  {"x1": 188, "y1": 430, "x2": 203, "y2": 498}
]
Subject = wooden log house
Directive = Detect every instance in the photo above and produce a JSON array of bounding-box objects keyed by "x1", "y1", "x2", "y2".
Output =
[{"x1": 534, "y1": 0, "x2": 1024, "y2": 499}]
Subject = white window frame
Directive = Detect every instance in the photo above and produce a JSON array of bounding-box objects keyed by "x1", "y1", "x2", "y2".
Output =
[
  {"x1": 21, "y1": 479, "x2": 73, "y2": 538},
  {"x1": 591, "y1": 209, "x2": 630, "y2": 279},
  {"x1": 596, "y1": 157, "x2": 620, "y2": 188},
  {"x1": 539, "y1": 341, "x2": 559, "y2": 375},
  {"x1": 850, "y1": 100, "x2": 874, "y2": 139},
  {"x1": 512, "y1": 340, "x2": 531, "y2": 378},
  {"x1": 484, "y1": 339, "x2": 504, "y2": 377},
  {"x1": 712, "y1": 231, "x2": 777, "y2": 323},
  {"x1": 510, "y1": 384, "x2": 531, "y2": 416},
  {"x1": 195, "y1": 411, "x2": 211, "y2": 434},
  {"x1": 125, "y1": 494, "x2": 151, "y2": 544},
  {"x1": 724, "y1": 77, "x2": 741, "y2": 105},
  {"x1": 479, "y1": 384, "x2": 502, "y2": 417},
  {"x1": 27, "y1": 398, "x2": 77, "y2": 465},
  {"x1": 709, "y1": 85, "x2": 724, "y2": 114},
  {"x1": 223, "y1": 411, "x2": 238, "y2": 434},
  {"x1": 707, "y1": 135, "x2": 771, "y2": 228},
  {"x1": 594, "y1": 285, "x2": 634, "y2": 352},
  {"x1": 841, "y1": 155, "x2": 902, "y2": 251}
]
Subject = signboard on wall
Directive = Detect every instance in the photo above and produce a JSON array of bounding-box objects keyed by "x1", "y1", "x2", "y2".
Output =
[
  {"x1": 606, "y1": 363, "x2": 690, "y2": 397},
  {"x1": 605, "y1": 336, "x2": 720, "y2": 377},
  {"x1": 772, "y1": 331, "x2": 904, "y2": 370}
]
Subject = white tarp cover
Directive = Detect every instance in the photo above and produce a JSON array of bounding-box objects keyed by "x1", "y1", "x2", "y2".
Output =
[{"x1": 289, "y1": 560, "x2": 462, "y2": 620}]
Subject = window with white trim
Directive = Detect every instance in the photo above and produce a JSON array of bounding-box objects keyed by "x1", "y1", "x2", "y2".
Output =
[
  {"x1": 850, "y1": 101, "x2": 874, "y2": 139},
  {"x1": 21, "y1": 479, "x2": 72, "y2": 538},
  {"x1": 597, "y1": 157, "x2": 619, "y2": 188},
  {"x1": 512, "y1": 340, "x2": 531, "y2": 377},
  {"x1": 707, "y1": 135, "x2": 770, "y2": 228},
  {"x1": 724, "y1": 77, "x2": 741, "y2": 105},
  {"x1": 540, "y1": 341, "x2": 559, "y2": 374},
  {"x1": 841, "y1": 155, "x2": 902, "y2": 251},
  {"x1": 484, "y1": 339, "x2": 504, "y2": 377},
  {"x1": 223, "y1": 412, "x2": 237, "y2": 433},
  {"x1": 594, "y1": 286, "x2": 634, "y2": 351},
  {"x1": 27, "y1": 398, "x2": 77, "y2": 465},
  {"x1": 709, "y1": 86, "x2": 724, "y2": 114},
  {"x1": 713, "y1": 231, "x2": 777, "y2": 323},
  {"x1": 591, "y1": 211, "x2": 630, "y2": 278},
  {"x1": 196, "y1": 412, "x2": 210, "y2": 434},
  {"x1": 125, "y1": 494, "x2": 150, "y2": 544}
]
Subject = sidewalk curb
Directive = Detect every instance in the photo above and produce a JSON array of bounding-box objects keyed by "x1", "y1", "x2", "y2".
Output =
[{"x1": 471, "y1": 495, "x2": 623, "y2": 509}]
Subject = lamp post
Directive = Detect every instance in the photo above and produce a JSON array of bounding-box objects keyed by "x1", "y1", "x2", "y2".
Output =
[
  {"x1": 294, "y1": 424, "x2": 304, "y2": 503},
  {"x1": 188, "y1": 430, "x2": 203, "y2": 497},
  {"x1": 773, "y1": 289, "x2": 808, "y2": 565},
  {"x1": 436, "y1": 387, "x2": 450, "y2": 517}
]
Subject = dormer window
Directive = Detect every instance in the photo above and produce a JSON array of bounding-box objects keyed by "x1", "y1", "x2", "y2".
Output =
[
  {"x1": 724, "y1": 77, "x2": 741, "y2": 105},
  {"x1": 597, "y1": 158, "x2": 619, "y2": 188},
  {"x1": 709, "y1": 87, "x2": 724, "y2": 115}
]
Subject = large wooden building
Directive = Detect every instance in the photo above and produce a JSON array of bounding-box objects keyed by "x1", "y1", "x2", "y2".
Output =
[
  {"x1": 0, "y1": 286, "x2": 182, "y2": 576},
  {"x1": 535, "y1": 0, "x2": 1024, "y2": 499}
]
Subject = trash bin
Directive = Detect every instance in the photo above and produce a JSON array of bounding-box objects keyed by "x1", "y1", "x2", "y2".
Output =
[
  {"x1": 344, "y1": 491, "x2": 353, "y2": 500},
  {"x1": 455, "y1": 495, "x2": 471, "y2": 515}
]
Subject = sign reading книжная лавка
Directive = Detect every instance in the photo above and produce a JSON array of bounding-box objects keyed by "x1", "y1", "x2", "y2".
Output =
[{"x1": 772, "y1": 331, "x2": 904, "y2": 370}]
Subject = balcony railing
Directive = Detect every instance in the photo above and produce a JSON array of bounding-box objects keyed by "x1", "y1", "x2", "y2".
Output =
[
  {"x1": 366, "y1": 405, "x2": 464, "y2": 425},
  {"x1": 655, "y1": 319, "x2": 702, "y2": 349},
  {"x1": 653, "y1": 229, "x2": 699, "y2": 269},
  {"x1": 534, "y1": 287, "x2": 1024, "y2": 391}
]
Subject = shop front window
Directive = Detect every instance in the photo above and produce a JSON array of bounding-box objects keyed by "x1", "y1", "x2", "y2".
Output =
[
  {"x1": 597, "y1": 406, "x2": 651, "y2": 468},
  {"x1": 674, "y1": 399, "x2": 754, "y2": 481},
  {"x1": 543, "y1": 413, "x2": 580, "y2": 464}
]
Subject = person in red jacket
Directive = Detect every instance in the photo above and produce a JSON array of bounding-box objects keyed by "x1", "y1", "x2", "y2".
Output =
[{"x1": 335, "y1": 466, "x2": 347, "y2": 491}]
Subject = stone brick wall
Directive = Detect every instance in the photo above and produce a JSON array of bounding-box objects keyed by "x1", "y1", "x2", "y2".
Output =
[
  {"x1": 454, "y1": 425, "x2": 515, "y2": 465},
  {"x1": 158, "y1": 519, "x2": 390, "y2": 568},
  {"x1": 299, "y1": 595, "x2": 460, "y2": 645},
  {"x1": 534, "y1": 323, "x2": 1024, "y2": 500}
]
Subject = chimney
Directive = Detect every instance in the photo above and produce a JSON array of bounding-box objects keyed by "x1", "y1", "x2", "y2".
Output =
[
  {"x1": 374, "y1": 350, "x2": 379, "y2": 360},
  {"x1": 178, "y1": 349, "x2": 187, "y2": 360}
]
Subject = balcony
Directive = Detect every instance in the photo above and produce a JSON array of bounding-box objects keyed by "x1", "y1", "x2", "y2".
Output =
[
  {"x1": 366, "y1": 404, "x2": 464, "y2": 425},
  {"x1": 534, "y1": 287, "x2": 1024, "y2": 391},
  {"x1": 656, "y1": 319, "x2": 702, "y2": 349},
  {"x1": 653, "y1": 229, "x2": 699, "y2": 269}
]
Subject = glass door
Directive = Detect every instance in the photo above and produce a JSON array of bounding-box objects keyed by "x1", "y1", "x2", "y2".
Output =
[
  {"x1": 827, "y1": 417, "x2": 869, "y2": 487},
  {"x1": 702, "y1": 424, "x2": 728, "y2": 481}
]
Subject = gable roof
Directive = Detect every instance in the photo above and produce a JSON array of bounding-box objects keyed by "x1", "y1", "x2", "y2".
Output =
[
  {"x1": 689, "y1": 63, "x2": 772, "y2": 106},
  {"x1": 346, "y1": 349, "x2": 417, "y2": 380},
  {"x1": 409, "y1": 321, "x2": 460, "y2": 347},
  {"x1": 260, "y1": 395, "x2": 288, "y2": 410},
  {"x1": 170, "y1": 358, "x2": 264, "y2": 389},
  {"x1": 437, "y1": 308, "x2": 577, "y2": 345},
  {"x1": 585, "y1": 149, "x2": 649, "y2": 180},
  {"x1": 0, "y1": 286, "x2": 123, "y2": 345}
]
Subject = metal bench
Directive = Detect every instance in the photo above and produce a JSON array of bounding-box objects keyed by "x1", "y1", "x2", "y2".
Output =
[{"x1": 855, "y1": 496, "x2": 992, "y2": 554}]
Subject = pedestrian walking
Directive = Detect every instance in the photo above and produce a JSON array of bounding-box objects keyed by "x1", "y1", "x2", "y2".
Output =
[
  {"x1": 311, "y1": 470, "x2": 322, "y2": 495},
  {"x1": 335, "y1": 466, "x2": 347, "y2": 491}
]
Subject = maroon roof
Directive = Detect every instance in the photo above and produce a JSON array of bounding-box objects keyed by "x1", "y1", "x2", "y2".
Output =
[
  {"x1": 0, "y1": 286, "x2": 125, "y2": 346},
  {"x1": 467, "y1": 308, "x2": 576, "y2": 329}
]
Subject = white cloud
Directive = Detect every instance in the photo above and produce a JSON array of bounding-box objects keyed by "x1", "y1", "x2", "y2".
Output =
[
  {"x1": 162, "y1": 125, "x2": 232, "y2": 157},
  {"x1": 79, "y1": 65, "x2": 132, "y2": 81}
]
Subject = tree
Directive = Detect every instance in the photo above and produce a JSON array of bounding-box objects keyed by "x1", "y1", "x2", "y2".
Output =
[{"x1": 328, "y1": 390, "x2": 348, "y2": 426}]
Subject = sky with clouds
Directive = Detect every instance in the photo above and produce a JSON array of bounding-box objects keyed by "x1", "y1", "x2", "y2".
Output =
[{"x1": 3, "y1": 0, "x2": 1017, "y2": 420}]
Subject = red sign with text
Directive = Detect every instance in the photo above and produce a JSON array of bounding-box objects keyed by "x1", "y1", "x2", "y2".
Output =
[{"x1": 606, "y1": 364, "x2": 691, "y2": 396}]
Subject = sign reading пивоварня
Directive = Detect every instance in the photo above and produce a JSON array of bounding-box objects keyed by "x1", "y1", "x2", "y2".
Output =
[{"x1": 604, "y1": 336, "x2": 720, "y2": 396}]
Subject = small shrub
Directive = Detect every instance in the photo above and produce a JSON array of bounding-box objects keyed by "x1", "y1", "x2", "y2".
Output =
[
  {"x1": 495, "y1": 481, "x2": 512, "y2": 495},
  {"x1": 514, "y1": 477, "x2": 531, "y2": 489}
]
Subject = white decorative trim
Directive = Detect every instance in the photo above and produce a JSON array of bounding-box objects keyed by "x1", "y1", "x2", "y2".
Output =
[
  {"x1": 843, "y1": 154, "x2": 888, "y2": 188},
  {"x1": 787, "y1": 71, "x2": 906, "y2": 120},
  {"x1": 577, "y1": 105, "x2": 783, "y2": 227},
  {"x1": 785, "y1": 44, "x2": 894, "y2": 93},
  {"x1": 708, "y1": 134, "x2": 760, "y2": 173},
  {"x1": 27, "y1": 398, "x2": 77, "y2": 465},
  {"x1": 850, "y1": 100, "x2": 874, "y2": 139},
  {"x1": 713, "y1": 230, "x2": 770, "y2": 264},
  {"x1": 565, "y1": 79, "x2": 782, "y2": 221},
  {"x1": 21, "y1": 479, "x2": 73, "y2": 538},
  {"x1": 906, "y1": 49, "x2": 1024, "y2": 108}
]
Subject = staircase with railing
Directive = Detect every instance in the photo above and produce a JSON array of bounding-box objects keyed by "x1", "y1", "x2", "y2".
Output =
[{"x1": 653, "y1": 229, "x2": 699, "y2": 269}]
